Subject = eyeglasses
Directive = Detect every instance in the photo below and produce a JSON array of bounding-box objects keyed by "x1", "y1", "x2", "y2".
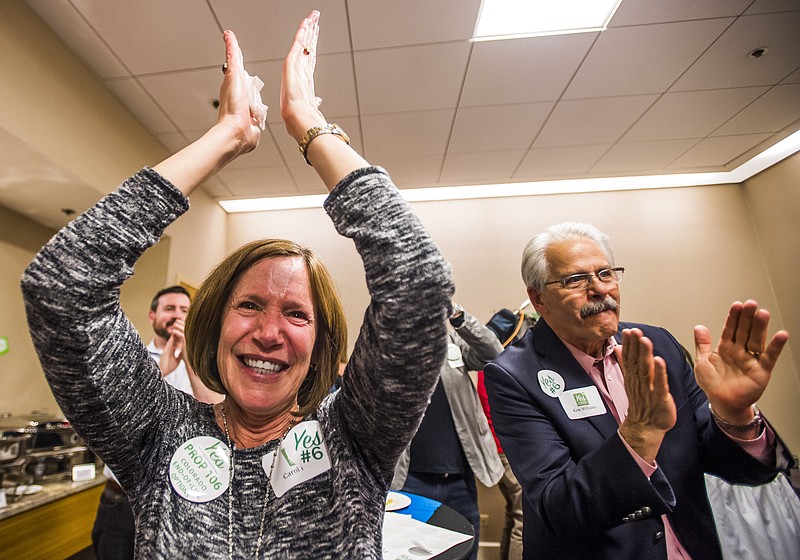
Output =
[{"x1": 545, "y1": 267, "x2": 625, "y2": 291}]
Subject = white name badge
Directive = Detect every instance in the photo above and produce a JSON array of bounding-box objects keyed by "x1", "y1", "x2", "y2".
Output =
[
  {"x1": 537, "y1": 369, "x2": 565, "y2": 398},
  {"x1": 262, "y1": 420, "x2": 331, "y2": 498},
  {"x1": 558, "y1": 385, "x2": 607, "y2": 419},
  {"x1": 169, "y1": 436, "x2": 230, "y2": 503},
  {"x1": 447, "y1": 342, "x2": 464, "y2": 368}
]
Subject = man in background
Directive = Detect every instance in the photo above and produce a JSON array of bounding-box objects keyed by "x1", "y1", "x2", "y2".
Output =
[
  {"x1": 392, "y1": 302, "x2": 504, "y2": 560},
  {"x1": 144, "y1": 286, "x2": 222, "y2": 403},
  {"x1": 91, "y1": 285, "x2": 222, "y2": 559}
]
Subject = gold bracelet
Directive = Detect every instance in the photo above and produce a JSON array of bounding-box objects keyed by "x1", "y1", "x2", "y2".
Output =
[{"x1": 298, "y1": 123, "x2": 350, "y2": 165}]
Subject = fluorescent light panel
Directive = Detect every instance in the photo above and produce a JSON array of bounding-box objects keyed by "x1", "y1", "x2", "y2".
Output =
[
  {"x1": 217, "y1": 130, "x2": 800, "y2": 213},
  {"x1": 473, "y1": 0, "x2": 622, "y2": 41}
]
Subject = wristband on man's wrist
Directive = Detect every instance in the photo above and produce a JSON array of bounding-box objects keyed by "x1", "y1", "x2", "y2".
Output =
[
  {"x1": 449, "y1": 303, "x2": 465, "y2": 327},
  {"x1": 709, "y1": 403, "x2": 763, "y2": 434}
]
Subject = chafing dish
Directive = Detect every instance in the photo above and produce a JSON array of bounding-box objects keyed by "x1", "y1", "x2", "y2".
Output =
[
  {"x1": 1, "y1": 433, "x2": 33, "y2": 490},
  {"x1": 0, "y1": 433, "x2": 32, "y2": 464},
  {"x1": 0, "y1": 412, "x2": 97, "y2": 485},
  {"x1": 0, "y1": 412, "x2": 82, "y2": 451}
]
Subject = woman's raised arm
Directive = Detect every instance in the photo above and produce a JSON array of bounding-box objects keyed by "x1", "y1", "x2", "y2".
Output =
[{"x1": 280, "y1": 11, "x2": 369, "y2": 189}]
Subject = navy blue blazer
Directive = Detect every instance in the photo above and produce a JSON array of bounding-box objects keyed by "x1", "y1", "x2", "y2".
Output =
[{"x1": 484, "y1": 318, "x2": 791, "y2": 560}]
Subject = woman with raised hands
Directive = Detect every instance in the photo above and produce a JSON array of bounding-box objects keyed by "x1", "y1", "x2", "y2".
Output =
[{"x1": 22, "y1": 10, "x2": 453, "y2": 558}]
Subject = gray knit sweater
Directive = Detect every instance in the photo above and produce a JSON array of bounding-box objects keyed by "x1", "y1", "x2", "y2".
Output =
[{"x1": 21, "y1": 166, "x2": 453, "y2": 559}]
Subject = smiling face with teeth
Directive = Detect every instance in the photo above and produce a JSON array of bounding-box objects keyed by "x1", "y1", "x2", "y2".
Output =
[{"x1": 217, "y1": 255, "x2": 317, "y2": 421}]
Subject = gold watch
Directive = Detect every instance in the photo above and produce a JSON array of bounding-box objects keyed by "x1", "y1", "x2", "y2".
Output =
[{"x1": 298, "y1": 123, "x2": 350, "y2": 165}]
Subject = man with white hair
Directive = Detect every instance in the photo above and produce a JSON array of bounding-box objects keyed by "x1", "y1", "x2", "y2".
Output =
[{"x1": 484, "y1": 222, "x2": 794, "y2": 560}]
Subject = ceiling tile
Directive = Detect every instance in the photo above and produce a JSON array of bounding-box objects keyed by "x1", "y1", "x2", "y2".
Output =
[
  {"x1": 23, "y1": 0, "x2": 129, "y2": 79},
  {"x1": 355, "y1": 43, "x2": 470, "y2": 114},
  {"x1": 292, "y1": 170, "x2": 330, "y2": 194},
  {"x1": 441, "y1": 151, "x2": 526, "y2": 182},
  {"x1": 348, "y1": 0, "x2": 481, "y2": 50},
  {"x1": 670, "y1": 133, "x2": 773, "y2": 168},
  {"x1": 103, "y1": 77, "x2": 177, "y2": 134},
  {"x1": 210, "y1": 0, "x2": 351, "y2": 59},
  {"x1": 308, "y1": 52, "x2": 359, "y2": 119},
  {"x1": 782, "y1": 67, "x2": 800, "y2": 83},
  {"x1": 155, "y1": 132, "x2": 189, "y2": 155},
  {"x1": 227, "y1": 130, "x2": 285, "y2": 170},
  {"x1": 516, "y1": 145, "x2": 611, "y2": 179},
  {"x1": 69, "y1": 0, "x2": 223, "y2": 74},
  {"x1": 373, "y1": 154, "x2": 444, "y2": 189},
  {"x1": 592, "y1": 139, "x2": 699, "y2": 172},
  {"x1": 714, "y1": 83, "x2": 800, "y2": 135},
  {"x1": 332, "y1": 116, "x2": 365, "y2": 156},
  {"x1": 745, "y1": 0, "x2": 800, "y2": 15},
  {"x1": 609, "y1": 0, "x2": 751, "y2": 26},
  {"x1": 564, "y1": 19, "x2": 733, "y2": 98},
  {"x1": 536, "y1": 95, "x2": 658, "y2": 147},
  {"x1": 448, "y1": 103, "x2": 553, "y2": 153},
  {"x1": 138, "y1": 68, "x2": 225, "y2": 131},
  {"x1": 274, "y1": 136, "x2": 329, "y2": 193},
  {"x1": 201, "y1": 176, "x2": 233, "y2": 198},
  {"x1": 623, "y1": 87, "x2": 768, "y2": 141},
  {"x1": 672, "y1": 11, "x2": 800, "y2": 90},
  {"x1": 219, "y1": 165, "x2": 298, "y2": 197},
  {"x1": 460, "y1": 33, "x2": 595, "y2": 106},
  {"x1": 362, "y1": 110, "x2": 455, "y2": 161}
]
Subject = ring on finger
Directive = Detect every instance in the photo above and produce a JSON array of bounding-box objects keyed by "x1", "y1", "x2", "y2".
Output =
[
  {"x1": 222, "y1": 62, "x2": 228, "y2": 74},
  {"x1": 748, "y1": 350, "x2": 761, "y2": 359}
]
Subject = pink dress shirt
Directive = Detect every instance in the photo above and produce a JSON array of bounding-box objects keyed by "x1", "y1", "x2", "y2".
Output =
[{"x1": 563, "y1": 337, "x2": 775, "y2": 560}]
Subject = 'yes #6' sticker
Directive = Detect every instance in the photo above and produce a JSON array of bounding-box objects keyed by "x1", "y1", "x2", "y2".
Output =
[
  {"x1": 262, "y1": 420, "x2": 331, "y2": 497},
  {"x1": 537, "y1": 369, "x2": 565, "y2": 398}
]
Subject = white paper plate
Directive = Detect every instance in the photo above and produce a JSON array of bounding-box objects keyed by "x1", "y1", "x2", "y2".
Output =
[
  {"x1": 385, "y1": 491, "x2": 412, "y2": 511},
  {"x1": 6, "y1": 484, "x2": 44, "y2": 496}
]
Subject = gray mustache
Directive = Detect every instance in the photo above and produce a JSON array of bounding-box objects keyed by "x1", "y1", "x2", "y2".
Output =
[{"x1": 580, "y1": 297, "x2": 618, "y2": 318}]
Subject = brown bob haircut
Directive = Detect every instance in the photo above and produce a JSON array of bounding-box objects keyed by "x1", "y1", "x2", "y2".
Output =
[{"x1": 185, "y1": 239, "x2": 347, "y2": 417}]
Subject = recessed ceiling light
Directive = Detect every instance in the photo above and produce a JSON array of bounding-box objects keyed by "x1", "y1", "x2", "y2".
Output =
[{"x1": 473, "y1": 0, "x2": 622, "y2": 41}]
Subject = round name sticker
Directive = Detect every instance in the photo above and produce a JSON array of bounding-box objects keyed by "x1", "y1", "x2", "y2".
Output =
[{"x1": 169, "y1": 436, "x2": 231, "y2": 503}]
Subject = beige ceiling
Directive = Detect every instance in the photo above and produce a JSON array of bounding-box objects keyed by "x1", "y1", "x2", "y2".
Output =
[{"x1": 10, "y1": 0, "x2": 800, "y2": 222}]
